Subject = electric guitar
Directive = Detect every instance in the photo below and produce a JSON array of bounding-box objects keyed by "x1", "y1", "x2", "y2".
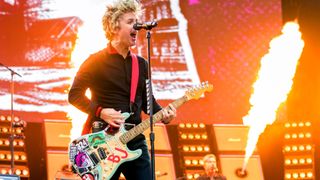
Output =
[{"x1": 68, "y1": 82, "x2": 213, "y2": 180}]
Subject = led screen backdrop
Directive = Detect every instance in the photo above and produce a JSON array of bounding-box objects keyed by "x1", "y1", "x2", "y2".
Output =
[{"x1": 0, "y1": 0, "x2": 282, "y2": 124}]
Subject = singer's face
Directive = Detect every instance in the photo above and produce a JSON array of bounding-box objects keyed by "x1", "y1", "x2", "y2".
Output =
[
  {"x1": 204, "y1": 157, "x2": 218, "y2": 175},
  {"x1": 114, "y1": 12, "x2": 138, "y2": 47}
]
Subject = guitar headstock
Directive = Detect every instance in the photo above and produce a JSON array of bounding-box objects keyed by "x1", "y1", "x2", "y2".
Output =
[{"x1": 185, "y1": 82, "x2": 213, "y2": 100}]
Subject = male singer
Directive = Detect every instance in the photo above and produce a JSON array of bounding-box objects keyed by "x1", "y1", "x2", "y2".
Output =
[
  {"x1": 68, "y1": 0, "x2": 176, "y2": 179},
  {"x1": 196, "y1": 154, "x2": 227, "y2": 180}
]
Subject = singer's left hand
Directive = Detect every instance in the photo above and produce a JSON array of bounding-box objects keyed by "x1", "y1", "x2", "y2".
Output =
[{"x1": 161, "y1": 104, "x2": 176, "y2": 124}]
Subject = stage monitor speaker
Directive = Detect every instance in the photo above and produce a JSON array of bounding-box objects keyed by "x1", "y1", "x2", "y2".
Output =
[
  {"x1": 0, "y1": 174, "x2": 20, "y2": 180},
  {"x1": 213, "y1": 124, "x2": 255, "y2": 152},
  {"x1": 219, "y1": 155, "x2": 264, "y2": 180}
]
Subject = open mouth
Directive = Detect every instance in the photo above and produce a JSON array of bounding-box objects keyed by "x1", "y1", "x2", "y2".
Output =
[{"x1": 130, "y1": 32, "x2": 137, "y2": 39}]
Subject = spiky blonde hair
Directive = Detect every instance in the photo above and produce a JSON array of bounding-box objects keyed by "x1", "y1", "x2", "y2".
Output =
[{"x1": 102, "y1": 0, "x2": 142, "y2": 40}]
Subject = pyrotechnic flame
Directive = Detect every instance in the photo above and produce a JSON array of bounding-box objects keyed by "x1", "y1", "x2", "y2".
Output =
[
  {"x1": 242, "y1": 21, "x2": 304, "y2": 171},
  {"x1": 66, "y1": 1, "x2": 109, "y2": 141}
]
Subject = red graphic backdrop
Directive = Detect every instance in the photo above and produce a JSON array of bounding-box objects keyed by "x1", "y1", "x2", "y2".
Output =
[{"x1": 0, "y1": 0, "x2": 282, "y2": 124}]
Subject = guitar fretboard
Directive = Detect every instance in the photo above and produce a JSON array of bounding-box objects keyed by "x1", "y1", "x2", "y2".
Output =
[{"x1": 119, "y1": 95, "x2": 188, "y2": 144}]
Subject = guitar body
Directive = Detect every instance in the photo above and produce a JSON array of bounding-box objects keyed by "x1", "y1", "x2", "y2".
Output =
[
  {"x1": 69, "y1": 82, "x2": 213, "y2": 179},
  {"x1": 69, "y1": 125, "x2": 142, "y2": 180}
]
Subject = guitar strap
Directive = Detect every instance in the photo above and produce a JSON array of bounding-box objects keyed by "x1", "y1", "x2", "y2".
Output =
[{"x1": 130, "y1": 53, "x2": 139, "y2": 107}]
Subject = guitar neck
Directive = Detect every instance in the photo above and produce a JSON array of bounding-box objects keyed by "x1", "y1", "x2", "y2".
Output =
[{"x1": 119, "y1": 95, "x2": 188, "y2": 144}]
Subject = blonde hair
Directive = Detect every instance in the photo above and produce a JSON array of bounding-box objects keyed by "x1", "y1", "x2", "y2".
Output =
[
  {"x1": 102, "y1": 0, "x2": 142, "y2": 40},
  {"x1": 203, "y1": 154, "x2": 216, "y2": 162}
]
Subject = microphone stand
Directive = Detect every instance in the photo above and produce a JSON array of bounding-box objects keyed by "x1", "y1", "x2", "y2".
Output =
[
  {"x1": 0, "y1": 62, "x2": 22, "y2": 175},
  {"x1": 145, "y1": 30, "x2": 156, "y2": 180}
]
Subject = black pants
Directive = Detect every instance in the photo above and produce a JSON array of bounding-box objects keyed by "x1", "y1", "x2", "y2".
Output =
[{"x1": 92, "y1": 122, "x2": 151, "y2": 180}]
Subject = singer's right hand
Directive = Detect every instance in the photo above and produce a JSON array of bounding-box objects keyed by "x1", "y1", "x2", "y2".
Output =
[{"x1": 100, "y1": 108, "x2": 125, "y2": 128}]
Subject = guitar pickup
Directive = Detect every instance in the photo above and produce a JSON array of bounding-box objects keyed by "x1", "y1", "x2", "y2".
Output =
[
  {"x1": 89, "y1": 152, "x2": 100, "y2": 165},
  {"x1": 98, "y1": 147, "x2": 107, "y2": 160}
]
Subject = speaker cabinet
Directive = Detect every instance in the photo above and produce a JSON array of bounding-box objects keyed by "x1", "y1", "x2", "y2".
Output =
[
  {"x1": 143, "y1": 123, "x2": 172, "y2": 151},
  {"x1": 46, "y1": 150, "x2": 80, "y2": 180},
  {"x1": 219, "y1": 155, "x2": 264, "y2": 180},
  {"x1": 44, "y1": 119, "x2": 72, "y2": 148},
  {"x1": 154, "y1": 154, "x2": 176, "y2": 180},
  {"x1": 213, "y1": 124, "x2": 252, "y2": 152}
]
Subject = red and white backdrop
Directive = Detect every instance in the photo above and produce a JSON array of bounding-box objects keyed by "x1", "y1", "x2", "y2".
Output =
[{"x1": 0, "y1": 0, "x2": 282, "y2": 124}]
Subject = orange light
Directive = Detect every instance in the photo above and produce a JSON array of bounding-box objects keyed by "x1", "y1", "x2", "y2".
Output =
[
  {"x1": 192, "y1": 123, "x2": 198, "y2": 128},
  {"x1": 306, "y1": 145, "x2": 312, "y2": 151},
  {"x1": 292, "y1": 159, "x2": 298, "y2": 164},
  {"x1": 181, "y1": 134, "x2": 187, "y2": 139},
  {"x1": 284, "y1": 123, "x2": 290, "y2": 128},
  {"x1": 298, "y1": 122, "x2": 304, "y2": 127},
  {"x1": 305, "y1": 122, "x2": 311, "y2": 127},
  {"x1": 199, "y1": 123, "x2": 205, "y2": 128},
  {"x1": 204, "y1": 146, "x2": 210, "y2": 152},
  {"x1": 285, "y1": 173, "x2": 291, "y2": 179},
  {"x1": 291, "y1": 123, "x2": 297, "y2": 127},
  {"x1": 299, "y1": 158, "x2": 305, "y2": 164},
  {"x1": 197, "y1": 146, "x2": 203, "y2": 152},
  {"x1": 292, "y1": 133, "x2": 297, "y2": 139},
  {"x1": 299, "y1": 145, "x2": 305, "y2": 151},
  {"x1": 306, "y1": 158, "x2": 312, "y2": 164},
  {"x1": 188, "y1": 134, "x2": 194, "y2": 139},
  {"x1": 190, "y1": 146, "x2": 196, "y2": 152},
  {"x1": 186, "y1": 123, "x2": 192, "y2": 128},
  {"x1": 299, "y1": 172, "x2": 306, "y2": 178},
  {"x1": 292, "y1": 173, "x2": 299, "y2": 178},
  {"x1": 307, "y1": 172, "x2": 313, "y2": 178},
  {"x1": 292, "y1": 146, "x2": 298, "y2": 151},
  {"x1": 284, "y1": 134, "x2": 290, "y2": 139},
  {"x1": 192, "y1": 159, "x2": 198, "y2": 165},
  {"x1": 285, "y1": 159, "x2": 291, "y2": 165},
  {"x1": 183, "y1": 146, "x2": 189, "y2": 152},
  {"x1": 185, "y1": 160, "x2": 191, "y2": 165},
  {"x1": 298, "y1": 133, "x2": 304, "y2": 138},
  {"x1": 195, "y1": 134, "x2": 201, "y2": 139},
  {"x1": 201, "y1": 134, "x2": 207, "y2": 139},
  {"x1": 179, "y1": 123, "x2": 185, "y2": 128},
  {"x1": 15, "y1": 169, "x2": 21, "y2": 175},
  {"x1": 22, "y1": 169, "x2": 29, "y2": 176},
  {"x1": 305, "y1": 133, "x2": 311, "y2": 138},
  {"x1": 0, "y1": 115, "x2": 5, "y2": 121}
]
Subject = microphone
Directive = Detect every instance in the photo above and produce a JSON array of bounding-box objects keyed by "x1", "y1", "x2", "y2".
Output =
[{"x1": 133, "y1": 21, "x2": 158, "y2": 30}]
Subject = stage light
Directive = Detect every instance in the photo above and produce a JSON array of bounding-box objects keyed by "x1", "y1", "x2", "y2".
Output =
[
  {"x1": 285, "y1": 123, "x2": 291, "y2": 128},
  {"x1": 192, "y1": 159, "x2": 198, "y2": 165},
  {"x1": 197, "y1": 146, "x2": 203, "y2": 152},
  {"x1": 204, "y1": 146, "x2": 210, "y2": 152},
  {"x1": 0, "y1": 115, "x2": 5, "y2": 121},
  {"x1": 305, "y1": 133, "x2": 311, "y2": 138},
  {"x1": 292, "y1": 159, "x2": 298, "y2": 165},
  {"x1": 285, "y1": 173, "x2": 291, "y2": 179},
  {"x1": 201, "y1": 134, "x2": 207, "y2": 139},
  {"x1": 292, "y1": 145, "x2": 298, "y2": 151},
  {"x1": 299, "y1": 172, "x2": 306, "y2": 178},
  {"x1": 183, "y1": 146, "x2": 189, "y2": 152},
  {"x1": 186, "y1": 123, "x2": 192, "y2": 128},
  {"x1": 291, "y1": 122, "x2": 297, "y2": 127},
  {"x1": 181, "y1": 134, "x2": 187, "y2": 139},
  {"x1": 306, "y1": 145, "x2": 312, "y2": 151},
  {"x1": 299, "y1": 145, "x2": 305, "y2": 151},
  {"x1": 292, "y1": 172, "x2": 298, "y2": 178},
  {"x1": 291, "y1": 133, "x2": 297, "y2": 139},
  {"x1": 15, "y1": 169, "x2": 21, "y2": 175},
  {"x1": 307, "y1": 172, "x2": 313, "y2": 178},
  {"x1": 21, "y1": 155, "x2": 27, "y2": 161},
  {"x1": 192, "y1": 123, "x2": 198, "y2": 128},
  {"x1": 285, "y1": 133, "x2": 290, "y2": 139},
  {"x1": 195, "y1": 134, "x2": 201, "y2": 139},
  {"x1": 22, "y1": 169, "x2": 29, "y2": 176},
  {"x1": 199, "y1": 123, "x2": 205, "y2": 128},
  {"x1": 185, "y1": 159, "x2": 191, "y2": 165},
  {"x1": 298, "y1": 133, "x2": 304, "y2": 138},
  {"x1": 285, "y1": 159, "x2": 291, "y2": 165},
  {"x1": 298, "y1": 122, "x2": 304, "y2": 127},
  {"x1": 179, "y1": 123, "x2": 185, "y2": 128},
  {"x1": 306, "y1": 158, "x2": 312, "y2": 164},
  {"x1": 188, "y1": 134, "x2": 194, "y2": 139},
  {"x1": 305, "y1": 122, "x2": 311, "y2": 127},
  {"x1": 190, "y1": 146, "x2": 196, "y2": 152}
]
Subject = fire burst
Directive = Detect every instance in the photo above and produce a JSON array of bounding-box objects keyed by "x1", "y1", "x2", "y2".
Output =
[{"x1": 242, "y1": 21, "x2": 304, "y2": 171}]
